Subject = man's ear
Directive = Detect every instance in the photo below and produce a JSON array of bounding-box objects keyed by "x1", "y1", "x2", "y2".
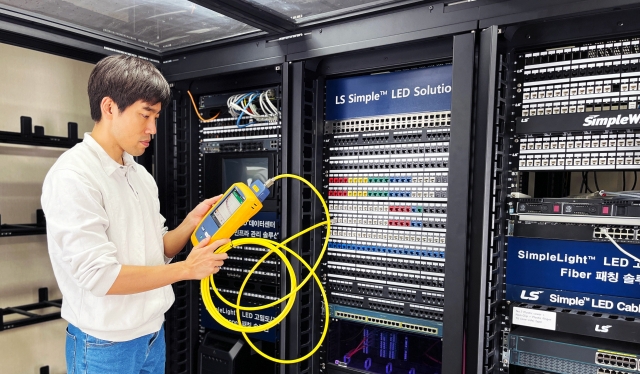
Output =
[{"x1": 100, "y1": 97, "x2": 117, "y2": 120}]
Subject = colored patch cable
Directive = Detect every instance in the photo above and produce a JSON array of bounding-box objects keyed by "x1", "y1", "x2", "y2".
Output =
[
  {"x1": 328, "y1": 189, "x2": 446, "y2": 198},
  {"x1": 332, "y1": 216, "x2": 445, "y2": 228},
  {"x1": 329, "y1": 203, "x2": 446, "y2": 214},
  {"x1": 187, "y1": 90, "x2": 220, "y2": 122},
  {"x1": 201, "y1": 173, "x2": 330, "y2": 364},
  {"x1": 328, "y1": 241, "x2": 445, "y2": 258},
  {"x1": 329, "y1": 176, "x2": 444, "y2": 183}
]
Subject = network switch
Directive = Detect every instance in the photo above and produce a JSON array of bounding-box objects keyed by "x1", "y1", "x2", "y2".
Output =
[
  {"x1": 512, "y1": 222, "x2": 640, "y2": 244},
  {"x1": 507, "y1": 326, "x2": 640, "y2": 374},
  {"x1": 328, "y1": 304, "x2": 442, "y2": 336}
]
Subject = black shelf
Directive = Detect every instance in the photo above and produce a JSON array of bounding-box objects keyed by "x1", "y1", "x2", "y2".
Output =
[
  {"x1": 0, "y1": 117, "x2": 79, "y2": 238},
  {"x1": 0, "y1": 116, "x2": 80, "y2": 148},
  {"x1": 0, "y1": 288, "x2": 62, "y2": 331},
  {"x1": 0, "y1": 209, "x2": 46, "y2": 237}
]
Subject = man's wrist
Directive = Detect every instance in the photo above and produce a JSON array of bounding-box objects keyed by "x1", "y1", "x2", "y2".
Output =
[{"x1": 172, "y1": 261, "x2": 191, "y2": 282}]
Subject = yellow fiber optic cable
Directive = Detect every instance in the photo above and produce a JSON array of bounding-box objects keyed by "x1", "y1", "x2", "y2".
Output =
[{"x1": 201, "y1": 173, "x2": 331, "y2": 364}]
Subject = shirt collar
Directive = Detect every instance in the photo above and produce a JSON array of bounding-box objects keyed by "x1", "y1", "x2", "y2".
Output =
[{"x1": 83, "y1": 133, "x2": 137, "y2": 176}]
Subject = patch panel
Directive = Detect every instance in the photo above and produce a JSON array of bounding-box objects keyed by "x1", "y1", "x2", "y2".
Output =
[
  {"x1": 518, "y1": 151, "x2": 640, "y2": 171},
  {"x1": 325, "y1": 111, "x2": 451, "y2": 135},
  {"x1": 521, "y1": 99, "x2": 637, "y2": 117},
  {"x1": 328, "y1": 304, "x2": 442, "y2": 337},
  {"x1": 328, "y1": 201, "x2": 447, "y2": 216},
  {"x1": 216, "y1": 266, "x2": 280, "y2": 284},
  {"x1": 518, "y1": 133, "x2": 640, "y2": 153},
  {"x1": 331, "y1": 127, "x2": 451, "y2": 147},
  {"x1": 328, "y1": 156, "x2": 449, "y2": 172},
  {"x1": 327, "y1": 265, "x2": 444, "y2": 291},
  {"x1": 213, "y1": 286, "x2": 280, "y2": 304},
  {"x1": 329, "y1": 292, "x2": 444, "y2": 321},
  {"x1": 328, "y1": 240, "x2": 445, "y2": 259},
  {"x1": 327, "y1": 279, "x2": 445, "y2": 307},
  {"x1": 330, "y1": 226, "x2": 446, "y2": 245},
  {"x1": 328, "y1": 172, "x2": 448, "y2": 185},
  {"x1": 325, "y1": 107, "x2": 449, "y2": 328},
  {"x1": 515, "y1": 130, "x2": 640, "y2": 171},
  {"x1": 328, "y1": 142, "x2": 449, "y2": 158},
  {"x1": 327, "y1": 186, "x2": 448, "y2": 199},
  {"x1": 326, "y1": 252, "x2": 445, "y2": 275},
  {"x1": 201, "y1": 124, "x2": 281, "y2": 141},
  {"x1": 331, "y1": 213, "x2": 446, "y2": 230},
  {"x1": 220, "y1": 255, "x2": 279, "y2": 273}
]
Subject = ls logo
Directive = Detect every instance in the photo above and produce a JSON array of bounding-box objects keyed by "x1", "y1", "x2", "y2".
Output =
[
  {"x1": 520, "y1": 290, "x2": 543, "y2": 301},
  {"x1": 595, "y1": 325, "x2": 612, "y2": 333}
]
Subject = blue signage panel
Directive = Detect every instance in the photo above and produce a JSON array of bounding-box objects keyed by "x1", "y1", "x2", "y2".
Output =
[
  {"x1": 200, "y1": 300, "x2": 279, "y2": 342},
  {"x1": 325, "y1": 64, "x2": 453, "y2": 121},
  {"x1": 234, "y1": 211, "x2": 279, "y2": 240},
  {"x1": 507, "y1": 237, "x2": 640, "y2": 299},
  {"x1": 507, "y1": 284, "x2": 640, "y2": 318}
]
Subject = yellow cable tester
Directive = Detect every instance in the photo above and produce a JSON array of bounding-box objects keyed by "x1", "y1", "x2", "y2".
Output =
[{"x1": 191, "y1": 179, "x2": 270, "y2": 247}]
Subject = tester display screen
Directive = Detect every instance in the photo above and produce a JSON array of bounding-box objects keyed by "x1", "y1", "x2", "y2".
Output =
[{"x1": 211, "y1": 188, "x2": 245, "y2": 227}]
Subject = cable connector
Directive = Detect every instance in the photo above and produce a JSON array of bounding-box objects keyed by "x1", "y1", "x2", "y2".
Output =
[
  {"x1": 249, "y1": 179, "x2": 271, "y2": 202},
  {"x1": 265, "y1": 178, "x2": 275, "y2": 188}
]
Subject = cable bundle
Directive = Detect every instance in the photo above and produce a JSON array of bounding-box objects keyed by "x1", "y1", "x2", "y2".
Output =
[{"x1": 227, "y1": 90, "x2": 280, "y2": 128}]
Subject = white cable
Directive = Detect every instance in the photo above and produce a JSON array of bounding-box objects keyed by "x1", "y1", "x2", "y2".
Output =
[
  {"x1": 600, "y1": 191, "x2": 640, "y2": 199},
  {"x1": 603, "y1": 230, "x2": 640, "y2": 265},
  {"x1": 226, "y1": 90, "x2": 281, "y2": 122}
]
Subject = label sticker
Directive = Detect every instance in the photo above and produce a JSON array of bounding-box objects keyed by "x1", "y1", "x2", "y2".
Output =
[{"x1": 512, "y1": 307, "x2": 557, "y2": 330}]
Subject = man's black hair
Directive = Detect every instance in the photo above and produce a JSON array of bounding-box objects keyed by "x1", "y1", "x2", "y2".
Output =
[{"x1": 88, "y1": 55, "x2": 171, "y2": 122}]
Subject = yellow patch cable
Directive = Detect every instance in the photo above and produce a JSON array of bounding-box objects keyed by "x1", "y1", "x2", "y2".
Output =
[{"x1": 200, "y1": 173, "x2": 331, "y2": 364}]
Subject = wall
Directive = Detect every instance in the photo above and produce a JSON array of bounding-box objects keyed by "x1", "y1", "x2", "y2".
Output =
[{"x1": 0, "y1": 42, "x2": 94, "y2": 374}]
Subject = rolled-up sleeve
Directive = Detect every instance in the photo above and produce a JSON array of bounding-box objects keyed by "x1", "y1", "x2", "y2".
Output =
[
  {"x1": 159, "y1": 213, "x2": 173, "y2": 264},
  {"x1": 42, "y1": 169, "x2": 121, "y2": 297}
]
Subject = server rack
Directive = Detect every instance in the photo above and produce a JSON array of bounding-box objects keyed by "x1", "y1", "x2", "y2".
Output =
[
  {"x1": 305, "y1": 34, "x2": 476, "y2": 374},
  {"x1": 5, "y1": 1, "x2": 640, "y2": 374},
  {"x1": 475, "y1": 6, "x2": 640, "y2": 374}
]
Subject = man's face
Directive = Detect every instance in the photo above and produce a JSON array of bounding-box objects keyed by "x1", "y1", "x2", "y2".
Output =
[{"x1": 111, "y1": 100, "x2": 161, "y2": 157}]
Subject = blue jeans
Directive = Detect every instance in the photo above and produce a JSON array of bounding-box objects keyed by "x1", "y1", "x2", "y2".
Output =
[{"x1": 65, "y1": 323, "x2": 165, "y2": 374}]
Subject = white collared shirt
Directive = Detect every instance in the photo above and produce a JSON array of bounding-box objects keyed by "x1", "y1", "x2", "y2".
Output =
[{"x1": 41, "y1": 133, "x2": 174, "y2": 342}]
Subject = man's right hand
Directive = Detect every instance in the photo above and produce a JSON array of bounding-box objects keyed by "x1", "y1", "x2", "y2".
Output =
[{"x1": 183, "y1": 238, "x2": 230, "y2": 280}]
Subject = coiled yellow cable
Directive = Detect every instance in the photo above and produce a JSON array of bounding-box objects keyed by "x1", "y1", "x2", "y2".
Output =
[{"x1": 201, "y1": 173, "x2": 330, "y2": 364}]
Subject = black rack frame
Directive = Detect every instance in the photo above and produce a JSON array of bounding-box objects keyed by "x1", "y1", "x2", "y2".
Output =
[
  {"x1": 0, "y1": 116, "x2": 79, "y2": 148},
  {"x1": 0, "y1": 209, "x2": 46, "y2": 237},
  {"x1": 0, "y1": 288, "x2": 61, "y2": 331}
]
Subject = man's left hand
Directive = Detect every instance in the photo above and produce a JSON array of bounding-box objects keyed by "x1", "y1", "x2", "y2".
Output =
[{"x1": 187, "y1": 195, "x2": 222, "y2": 229}]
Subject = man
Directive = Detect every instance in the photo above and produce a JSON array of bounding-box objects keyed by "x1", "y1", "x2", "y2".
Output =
[{"x1": 41, "y1": 54, "x2": 229, "y2": 373}]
